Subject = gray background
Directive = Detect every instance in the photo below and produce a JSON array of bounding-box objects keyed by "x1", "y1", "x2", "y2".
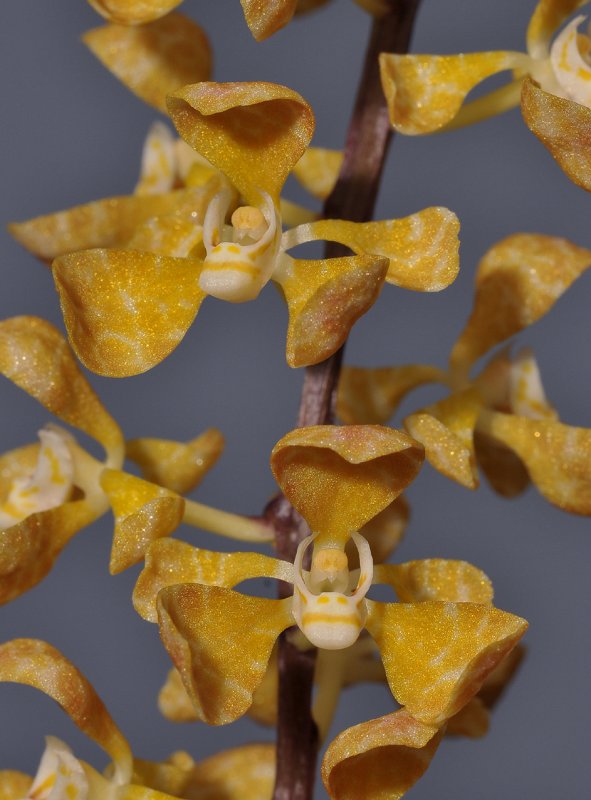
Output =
[{"x1": 1, "y1": 1, "x2": 590, "y2": 797}]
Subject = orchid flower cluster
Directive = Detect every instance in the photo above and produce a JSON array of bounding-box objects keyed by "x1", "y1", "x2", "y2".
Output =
[{"x1": 3, "y1": 0, "x2": 591, "y2": 799}]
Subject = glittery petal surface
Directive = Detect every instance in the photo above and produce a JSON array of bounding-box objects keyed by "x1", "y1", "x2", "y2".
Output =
[
  {"x1": 126, "y1": 214, "x2": 205, "y2": 257},
  {"x1": 0, "y1": 772, "x2": 32, "y2": 800},
  {"x1": 184, "y1": 743, "x2": 275, "y2": 799},
  {"x1": 356, "y1": 495, "x2": 409, "y2": 565},
  {"x1": 0, "y1": 443, "x2": 39, "y2": 499},
  {"x1": 240, "y1": 0, "x2": 298, "y2": 40},
  {"x1": 474, "y1": 431, "x2": 530, "y2": 498},
  {"x1": 375, "y1": 559, "x2": 493, "y2": 604},
  {"x1": 87, "y1": 0, "x2": 183, "y2": 25},
  {"x1": 292, "y1": 147, "x2": 343, "y2": 200}
]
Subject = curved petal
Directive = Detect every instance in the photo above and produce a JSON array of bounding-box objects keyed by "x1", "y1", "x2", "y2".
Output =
[
  {"x1": 322, "y1": 709, "x2": 442, "y2": 800},
  {"x1": 126, "y1": 429, "x2": 224, "y2": 494},
  {"x1": 404, "y1": 388, "x2": 482, "y2": 489},
  {"x1": 0, "y1": 317, "x2": 123, "y2": 461},
  {"x1": 9, "y1": 188, "x2": 212, "y2": 263},
  {"x1": 445, "y1": 697, "x2": 490, "y2": 737},
  {"x1": 474, "y1": 431, "x2": 530, "y2": 498},
  {"x1": 526, "y1": 0, "x2": 588, "y2": 58},
  {"x1": 101, "y1": 469, "x2": 185, "y2": 574},
  {"x1": 84, "y1": 15, "x2": 211, "y2": 113},
  {"x1": 292, "y1": 147, "x2": 343, "y2": 200},
  {"x1": 158, "y1": 668, "x2": 199, "y2": 723},
  {"x1": 355, "y1": 495, "x2": 409, "y2": 565},
  {"x1": 157, "y1": 584, "x2": 293, "y2": 724},
  {"x1": 53, "y1": 249, "x2": 205, "y2": 377},
  {"x1": 133, "y1": 538, "x2": 292, "y2": 621},
  {"x1": 521, "y1": 76, "x2": 591, "y2": 192},
  {"x1": 167, "y1": 82, "x2": 315, "y2": 204},
  {"x1": 0, "y1": 639, "x2": 132, "y2": 784},
  {"x1": 126, "y1": 214, "x2": 205, "y2": 257},
  {"x1": 240, "y1": 0, "x2": 297, "y2": 40},
  {"x1": 478, "y1": 411, "x2": 591, "y2": 514},
  {"x1": 0, "y1": 771, "x2": 32, "y2": 800},
  {"x1": 450, "y1": 233, "x2": 591, "y2": 378},
  {"x1": 275, "y1": 254, "x2": 387, "y2": 368},
  {"x1": 87, "y1": 0, "x2": 182, "y2": 25},
  {"x1": 337, "y1": 364, "x2": 447, "y2": 425},
  {"x1": 366, "y1": 601, "x2": 528, "y2": 725},
  {"x1": 135, "y1": 122, "x2": 177, "y2": 195},
  {"x1": 271, "y1": 425, "x2": 424, "y2": 548},
  {"x1": 380, "y1": 51, "x2": 525, "y2": 134},
  {"x1": 185, "y1": 743, "x2": 276, "y2": 799},
  {"x1": 374, "y1": 559, "x2": 493, "y2": 604},
  {"x1": 509, "y1": 348, "x2": 557, "y2": 420},
  {"x1": 0, "y1": 442, "x2": 39, "y2": 499}
]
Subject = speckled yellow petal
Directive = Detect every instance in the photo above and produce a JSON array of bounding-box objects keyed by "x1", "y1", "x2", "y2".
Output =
[
  {"x1": 474, "y1": 431, "x2": 530, "y2": 498},
  {"x1": 133, "y1": 538, "x2": 292, "y2": 621},
  {"x1": 355, "y1": 495, "x2": 409, "y2": 565},
  {"x1": 185, "y1": 743, "x2": 275, "y2": 799},
  {"x1": 450, "y1": 233, "x2": 591, "y2": 378},
  {"x1": 0, "y1": 443, "x2": 39, "y2": 499},
  {"x1": 337, "y1": 364, "x2": 447, "y2": 425},
  {"x1": 167, "y1": 83, "x2": 315, "y2": 204},
  {"x1": 84, "y1": 15, "x2": 211, "y2": 113},
  {"x1": 292, "y1": 147, "x2": 343, "y2": 200},
  {"x1": 0, "y1": 317, "x2": 123, "y2": 460},
  {"x1": 126, "y1": 429, "x2": 224, "y2": 495},
  {"x1": 271, "y1": 425, "x2": 423, "y2": 548},
  {"x1": 126, "y1": 214, "x2": 204, "y2": 257},
  {"x1": 404, "y1": 388, "x2": 482, "y2": 489},
  {"x1": 0, "y1": 639, "x2": 132, "y2": 783},
  {"x1": 275, "y1": 254, "x2": 387, "y2": 368},
  {"x1": 240, "y1": 0, "x2": 297, "y2": 40},
  {"x1": 9, "y1": 188, "x2": 211, "y2": 263},
  {"x1": 478, "y1": 411, "x2": 591, "y2": 514},
  {"x1": 0, "y1": 772, "x2": 32, "y2": 800},
  {"x1": 157, "y1": 584, "x2": 293, "y2": 724},
  {"x1": 477, "y1": 642, "x2": 525, "y2": 709},
  {"x1": 380, "y1": 51, "x2": 524, "y2": 134},
  {"x1": 509, "y1": 348, "x2": 557, "y2": 420},
  {"x1": 53, "y1": 249, "x2": 205, "y2": 377},
  {"x1": 526, "y1": 0, "x2": 588, "y2": 58},
  {"x1": 366, "y1": 601, "x2": 527, "y2": 725},
  {"x1": 158, "y1": 668, "x2": 199, "y2": 722},
  {"x1": 521, "y1": 77, "x2": 591, "y2": 191},
  {"x1": 374, "y1": 559, "x2": 493, "y2": 604},
  {"x1": 322, "y1": 708, "x2": 442, "y2": 800},
  {"x1": 100, "y1": 469, "x2": 184, "y2": 574},
  {"x1": 87, "y1": 0, "x2": 182, "y2": 24}
]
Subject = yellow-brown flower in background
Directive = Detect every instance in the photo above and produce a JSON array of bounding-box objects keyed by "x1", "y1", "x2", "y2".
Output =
[
  {"x1": 380, "y1": 0, "x2": 591, "y2": 190},
  {"x1": 338, "y1": 233, "x2": 591, "y2": 514}
]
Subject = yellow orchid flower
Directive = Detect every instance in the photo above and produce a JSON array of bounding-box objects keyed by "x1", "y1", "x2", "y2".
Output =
[
  {"x1": 0, "y1": 638, "x2": 275, "y2": 800},
  {"x1": 0, "y1": 316, "x2": 271, "y2": 603},
  {"x1": 49, "y1": 81, "x2": 459, "y2": 376},
  {"x1": 380, "y1": 0, "x2": 591, "y2": 190},
  {"x1": 338, "y1": 232, "x2": 591, "y2": 514}
]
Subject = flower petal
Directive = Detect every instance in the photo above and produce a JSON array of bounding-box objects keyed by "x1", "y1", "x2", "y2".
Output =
[
  {"x1": 0, "y1": 772, "x2": 32, "y2": 800},
  {"x1": 0, "y1": 443, "x2": 40, "y2": 499},
  {"x1": 157, "y1": 584, "x2": 293, "y2": 724},
  {"x1": 53, "y1": 249, "x2": 205, "y2": 377},
  {"x1": 526, "y1": 0, "x2": 588, "y2": 58},
  {"x1": 133, "y1": 538, "x2": 292, "y2": 621},
  {"x1": 126, "y1": 429, "x2": 224, "y2": 494},
  {"x1": 9, "y1": 188, "x2": 212, "y2": 263},
  {"x1": 292, "y1": 147, "x2": 343, "y2": 200},
  {"x1": 355, "y1": 495, "x2": 409, "y2": 565},
  {"x1": 0, "y1": 639, "x2": 132, "y2": 783},
  {"x1": 474, "y1": 431, "x2": 530, "y2": 498},
  {"x1": 450, "y1": 233, "x2": 591, "y2": 378},
  {"x1": 84, "y1": 15, "x2": 211, "y2": 113},
  {"x1": 404, "y1": 388, "x2": 482, "y2": 489},
  {"x1": 185, "y1": 743, "x2": 276, "y2": 798},
  {"x1": 87, "y1": 0, "x2": 182, "y2": 25},
  {"x1": 126, "y1": 214, "x2": 205, "y2": 257},
  {"x1": 167, "y1": 82, "x2": 315, "y2": 204},
  {"x1": 240, "y1": 0, "x2": 297, "y2": 40},
  {"x1": 271, "y1": 425, "x2": 424, "y2": 548},
  {"x1": 100, "y1": 469, "x2": 185, "y2": 574},
  {"x1": 322, "y1": 708, "x2": 442, "y2": 800},
  {"x1": 0, "y1": 317, "x2": 123, "y2": 461},
  {"x1": 374, "y1": 559, "x2": 493, "y2": 604},
  {"x1": 445, "y1": 697, "x2": 490, "y2": 737},
  {"x1": 337, "y1": 364, "x2": 446, "y2": 425},
  {"x1": 521, "y1": 76, "x2": 591, "y2": 191},
  {"x1": 275, "y1": 254, "x2": 387, "y2": 368},
  {"x1": 380, "y1": 51, "x2": 524, "y2": 134},
  {"x1": 135, "y1": 122, "x2": 177, "y2": 196},
  {"x1": 366, "y1": 601, "x2": 527, "y2": 725},
  {"x1": 158, "y1": 668, "x2": 199, "y2": 723}
]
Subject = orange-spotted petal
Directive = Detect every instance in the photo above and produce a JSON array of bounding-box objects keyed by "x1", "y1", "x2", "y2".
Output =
[
  {"x1": 157, "y1": 584, "x2": 293, "y2": 724},
  {"x1": 84, "y1": 15, "x2": 211, "y2": 113},
  {"x1": 292, "y1": 147, "x2": 343, "y2": 200},
  {"x1": 374, "y1": 559, "x2": 493, "y2": 604},
  {"x1": 271, "y1": 425, "x2": 423, "y2": 548},
  {"x1": 53, "y1": 249, "x2": 205, "y2": 377},
  {"x1": 87, "y1": 0, "x2": 183, "y2": 25},
  {"x1": 527, "y1": 0, "x2": 588, "y2": 58},
  {"x1": 240, "y1": 0, "x2": 297, "y2": 40},
  {"x1": 167, "y1": 82, "x2": 315, "y2": 204}
]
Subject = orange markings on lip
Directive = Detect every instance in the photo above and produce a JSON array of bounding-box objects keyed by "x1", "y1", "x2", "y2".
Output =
[
  {"x1": 301, "y1": 612, "x2": 360, "y2": 626},
  {"x1": 202, "y1": 261, "x2": 260, "y2": 276}
]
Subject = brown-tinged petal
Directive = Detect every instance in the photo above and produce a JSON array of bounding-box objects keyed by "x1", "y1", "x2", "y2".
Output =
[
  {"x1": 445, "y1": 697, "x2": 489, "y2": 737},
  {"x1": 526, "y1": 0, "x2": 588, "y2": 58},
  {"x1": 474, "y1": 431, "x2": 530, "y2": 498},
  {"x1": 87, "y1": 0, "x2": 182, "y2": 25},
  {"x1": 449, "y1": 233, "x2": 591, "y2": 378},
  {"x1": 184, "y1": 743, "x2": 275, "y2": 799},
  {"x1": 380, "y1": 51, "x2": 524, "y2": 134},
  {"x1": 53, "y1": 249, "x2": 205, "y2": 377},
  {"x1": 292, "y1": 147, "x2": 343, "y2": 200},
  {"x1": 167, "y1": 83, "x2": 315, "y2": 204},
  {"x1": 374, "y1": 559, "x2": 493, "y2": 604},
  {"x1": 240, "y1": 0, "x2": 297, "y2": 40},
  {"x1": 0, "y1": 772, "x2": 32, "y2": 800},
  {"x1": 101, "y1": 469, "x2": 185, "y2": 574},
  {"x1": 366, "y1": 601, "x2": 527, "y2": 725},
  {"x1": 126, "y1": 214, "x2": 205, "y2": 257},
  {"x1": 337, "y1": 364, "x2": 447, "y2": 425},
  {"x1": 355, "y1": 495, "x2": 409, "y2": 565},
  {"x1": 404, "y1": 388, "x2": 482, "y2": 489},
  {"x1": 157, "y1": 584, "x2": 293, "y2": 724},
  {"x1": 322, "y1": 708, "x2": 442, "y2": 800},
  {"x1": 478, "y1": 411, "x2": 591, "y2": 514},
  {"x1": 271, "y1": 425, "x2": 423, "y2": 547},
  {"x1": 0, "y1": 317, "x2": 123, "y2": 461},
  {"x1": 9, "y1": 188, "x2": 211, "y2": 263},
  {"x1": 133, "y1": 538, "x2": 293, "y2": 621},
  {"x1": 0, "y1": 639, "x2": 132, "y2": 783},
  {"x1": 126, "y1": 429, "x2": 224, "y2": 494},
  {"x1": 274, "y1": 254, "x2": 387, "y2": 368},
  {"x1": 84, "y1": 15, "x2": 211, "y2": 113},
  {"x1": 521, "y1": 77, "x2": 591, "y2": 191}
]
